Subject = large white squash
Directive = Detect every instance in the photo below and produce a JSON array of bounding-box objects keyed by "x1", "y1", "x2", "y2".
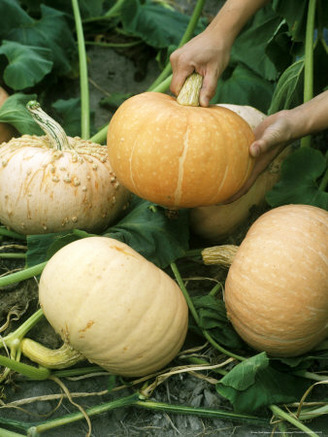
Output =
[{"x1": 36, "y1": 236, "x2": 189, "y2": 377}]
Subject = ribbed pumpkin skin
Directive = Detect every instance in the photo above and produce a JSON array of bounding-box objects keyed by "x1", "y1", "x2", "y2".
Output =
[
  {"x1": 190, "y1": 146, "x2": 292, "y2": 242},
  {"x1": 225, "y1": 204, "x2": 328, "y2": 357},
  {"x1": 107, "y1": 92, "x2": 255, "y2": 208},
  {"x1": 39, "y1": 237, "x2": 189, "y2": 377},
  {"x1": 0, "y1": 135, "x2": 130, "y2": 234}
]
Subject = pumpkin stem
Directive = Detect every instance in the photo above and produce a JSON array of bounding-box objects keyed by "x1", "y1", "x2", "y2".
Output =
[
  {"x1": 21, "y1": 337, "x2": 84, "y2": 369},
  {"x1": 177, "y1": 72, "x2": 203, "y2": 107},
  {"x1": 27, "y1": 101, "x2": 72, "y2": 151},
  {"x1": 201, "y1": 245, "x2": 238, "y2": 267}
]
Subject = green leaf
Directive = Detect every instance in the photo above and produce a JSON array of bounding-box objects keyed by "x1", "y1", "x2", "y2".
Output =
[
  {"x1": 100, "y1": 92, "x2": 134, "y2": 111},
  {"x1": 103, "y1": 196, "x2": 190, "y2": 268},
  {"x1": 272, "y1": 0, "x2": 309, "y2": 42},
  {"x1": 0, "y1": 0, "x2": 33, "y2": 39},
  {"x1": 212, "y1": 64, "x2": 274, "y2": 113},
  {"x1": 26, "y1": 232, "x2": 81, "y2": 267},
  {"x1": 27, "y1": 197, "x2": 190, "y2": 269},
  {"x1": 20, "y1": 0, "x2": 104, "y2": 19},
  {"x1": 266, "y1": 147, "x2": 328, "y2": 209},
  {"x1": 0, "y1": 92, "x2": 43, "y2": 135},
  {"x1": 51, "y1": 98, "x2": 82, "y2": 138},
  {"x1": 217, "y1": 352, "x2": 310, "y2": 413},
  {"x1": 231, "y1": 6, "x2": 281, "y2": 81},
  {"x1": 0, "y1": 40, "x2": 53, "y2": 90},
  {"x1": 192, "y1": 295, "x2": 245, "y2": 349},
  {"x1": 7, "y1": 4, "x2": 76, "y2": 76},
  {"x1": 268, "y1": 59, "x2": 304, "y2": 113},
  {"x1": 121, "y1": 0, "x2": 206, "y2": 49}
]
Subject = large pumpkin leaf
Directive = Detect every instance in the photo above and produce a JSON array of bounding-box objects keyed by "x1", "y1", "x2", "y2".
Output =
[
  {"x1": 266, "y1": 147, "x2": 328, "y2": 210},
  {"x1": 1, "y1": 3, "x2": 76, "y2": 82},
  {"x1": 212, "y1": 64, "x2": 274, "y2": 113},
  {"x1": 120, "y1": 0, "x2": 206, "y2": 49},
  {"x1": 26, "y1": 197, "x2": 190, "y2": 269},
  {"x1": 216, "y1": 352, "x2": 310, "y2": 413},
  {"x1": 103, "y1": 196, "x2": 190, "y2": 268},
  {"x1": 8, "y1": 5, "x2": 76, "y2": 75},
  {"x1": 0, "y1": 93, "x2": 43, "y2": 135},
  {"x1": 20, "y1": 0, "x2": 104, "y2": 19},
  {"x1": 0, "y1": 40, "x2": 53, "y2": 90},
  {"x1": 230, "y1": 5, "x2": 281, "y2": 81},
  {"x1": 0, "y1": 0, "x2": 33, "y2": 39}
]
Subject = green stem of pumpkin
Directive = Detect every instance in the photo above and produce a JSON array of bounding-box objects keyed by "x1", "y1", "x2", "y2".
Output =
[
  {"x1": 269, "y1": 405, "x2": 320, "y2": 437},
  {"x1": 0, "y1": 261, "x2": 47, "y2": 288},
  {"x1": 170, "y1": 262, "x2": 245, "y2": 362},
  {"x1": 20, "y1": 338, "x2": 83, "y2": 370},
  {"x1": 0, "y1": 253, "x2": 26, "y2": 259},
  {"x1": 147, "y1": 0, "x2": 206, "y2": 91},
  {"x1": 26, "y1": 101, "x2": 72, "y2": 150},
  {"x1": 26, "y1": 392, "x2": 268, "y2": 435},
  {"x1": 0, "y1": 227, "x2": 26, "y2": 241},
  {"x1": 0, "y1": 428, "x2": 26, "y2": 437},
  {"x1": 89, "y1": 0, "x2": 206, "y2": 145},
  {"x1": 300, "y1": 0, "x2": 316, "y2": 149},
  {"x1": 72, "y1": 0, "x2": 90, "y2": 139}
]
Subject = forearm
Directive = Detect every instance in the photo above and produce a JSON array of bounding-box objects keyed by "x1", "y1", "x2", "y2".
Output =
[
  {"x1": 288, "y1": 91, "x2": 328, "y2": 139},
  {"x1": 205, "y1": 0, "x2": 270, "y2": 48}
]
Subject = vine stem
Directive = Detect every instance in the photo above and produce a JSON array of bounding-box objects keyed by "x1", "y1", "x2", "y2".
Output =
[
  {"x1": 0, "y1": 227, "x2": 26, "y2": 241},
  {"x1": 0, "y1": 262, "x2": 47, "y2": 287},
  {"x1": 269, "y1": 405, "x2": 320, "y2": 437},
  {"x1": 300, "y1": 0, "x2": 316, "y2": 149},
  {"x1": 72, "y1": 0, "x2": 90, "y2": 139},
  {"x1": 0, "y1": 428, "x2": 26, "y2": 437},
  {"x1": 147, "y1": 0, "x2": 206, "y2": 91},
  {"x1": 89, "y1": 0, "x2": 206, "y2": 145},
  {"x1": 170, "y1": 262, "x2": 245, "y2": 361},
  {"x1": 25, "y1": 392, "x2": 268, "y2": 435}
]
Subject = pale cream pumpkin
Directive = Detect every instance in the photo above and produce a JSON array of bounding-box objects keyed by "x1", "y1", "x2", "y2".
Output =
[
  {"x1": 107, "y1": 74, "x2": 255, "y2": 208},
  {"x1": 221, "y1": 204, "x2": 328, "y2": 357},
  {"x1": 0, "y1": 101, "x2": 130, "y2": 234},
  {"x1": 31, "y1": 236, "x2": 189, "y2": 377}
]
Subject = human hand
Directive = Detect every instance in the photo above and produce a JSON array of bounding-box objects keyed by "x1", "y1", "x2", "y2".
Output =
[
  {"x1": 226, "y1": 110, "x2": 294, "y2": 201},
  {"x1": 170, "y1": 30, "x2": 231, "y2": 107}
]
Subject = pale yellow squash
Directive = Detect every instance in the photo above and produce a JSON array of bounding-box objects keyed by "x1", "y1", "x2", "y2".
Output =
[{"x1": 37, "y1": 236, "x2": 189, "y2": 377}]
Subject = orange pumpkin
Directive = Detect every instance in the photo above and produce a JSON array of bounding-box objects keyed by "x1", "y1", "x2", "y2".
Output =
[{"x1": 107, "y1": 74, "x2": 255, "y2": 208}]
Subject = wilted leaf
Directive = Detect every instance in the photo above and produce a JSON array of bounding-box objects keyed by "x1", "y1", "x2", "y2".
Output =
[{"x1": 217, "y1": 352, "x2": 310, "y2": 413}]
